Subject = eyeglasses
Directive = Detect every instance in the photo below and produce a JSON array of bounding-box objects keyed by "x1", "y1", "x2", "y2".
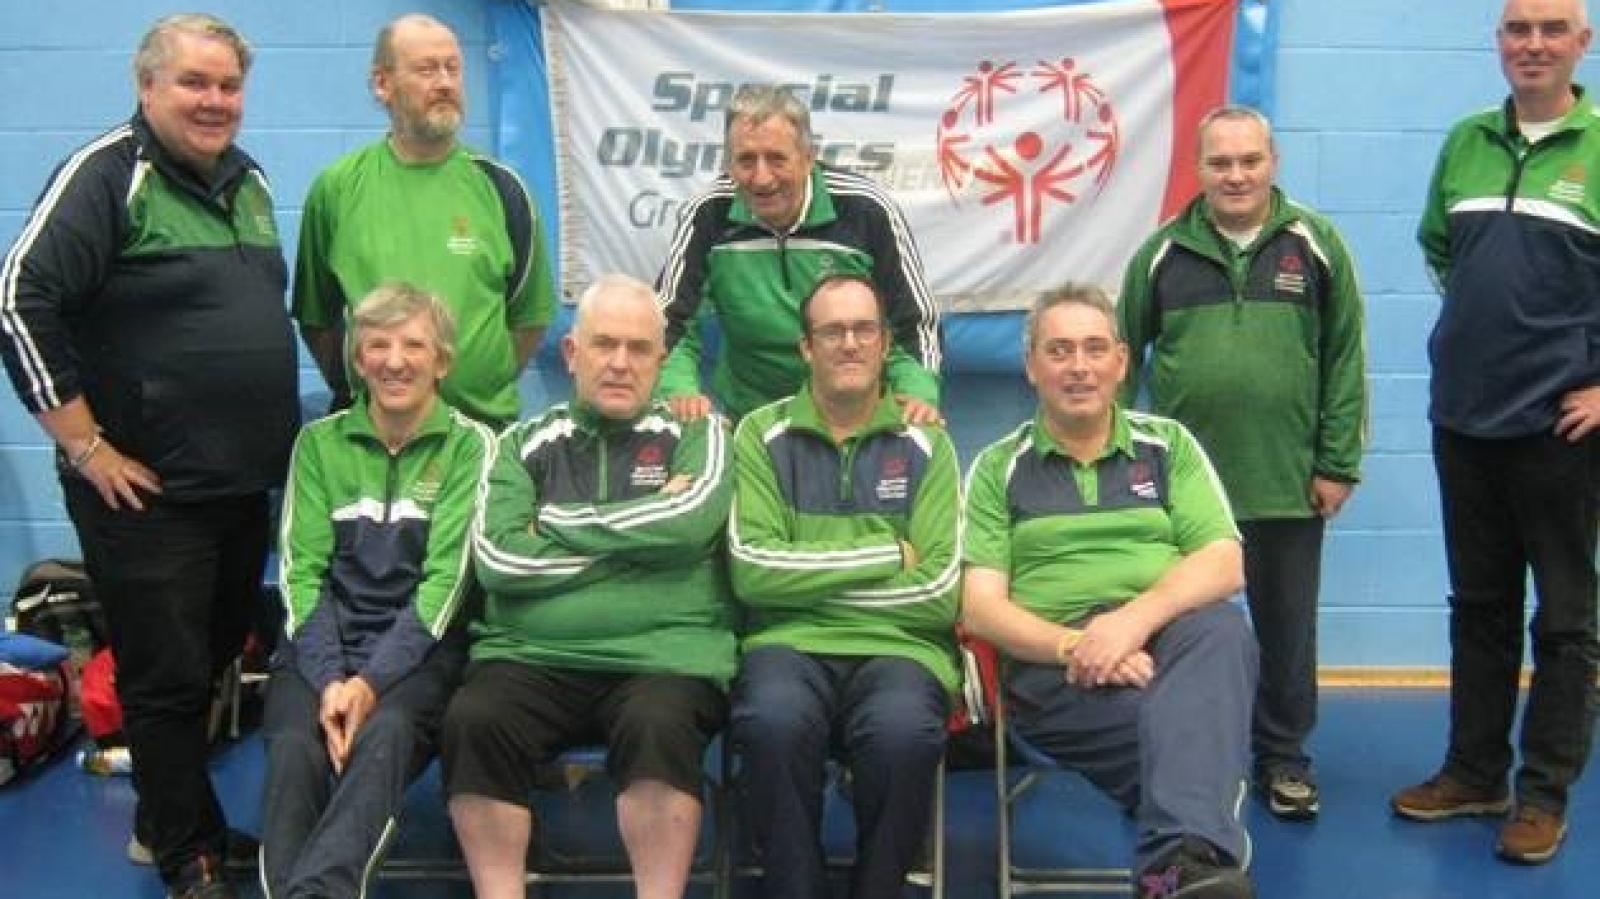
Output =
[{"x1": 809, "y1": 320, "x2": 884, "y2": 347}]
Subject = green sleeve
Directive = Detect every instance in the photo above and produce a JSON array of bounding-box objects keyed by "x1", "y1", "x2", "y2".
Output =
[
  {"x1": 507, "y1": 207, "x2": 557, "y2": 329},
  {"x1": 658, "y1": 309, "x2": 710, "y2": 400},
  {"x1": 291, "y1": 170, "x2": 343, "y2": 328},
  {"x1": 278, "y1": 428, "x2": 334, "y2": 635},
  {"x1": 535, "y1": 415, "x2": 732, "y2": 561},
  {"x1": 961, "y1": 438, "x2": 1016, "y2": 573},
  {"x1": 728, "y1": 415, "x2": 904, "y2": 609},
  {"x1": 413, "y1": 420, "x2": 494, "y2": 635},
  {"x1": 831, "y1": 426, "x2": 961, "y2": 629},
  {"x1": 472, "y1": 422, "x2": 623, "y2": 598},
  {"x1": 1117, "y1": 238, "x2": 1159, "y2": 407},
  {"x1": 1313, "y1": 220, "x2": 1369, "y2": 483},
  {"x1": 886, "y1": 343, "x2": 941, "y2": 407},
  {"x1": 1166, "y1": 421, "x2": 1242, "y2": 553},
  {"x1": 1417, "y1": 136, "x2": 1454, "y2": 291}
]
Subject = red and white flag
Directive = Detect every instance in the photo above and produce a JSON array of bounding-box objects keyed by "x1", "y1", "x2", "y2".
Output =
[{"x1": 543, "y1": 0, "x2": 1237, "y2": 310}]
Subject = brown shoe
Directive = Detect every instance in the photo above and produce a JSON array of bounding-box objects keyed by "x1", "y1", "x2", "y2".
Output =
[
  {"x1": 1390, "y1": 773, "x2": 1511, "y2": 821},
  {"x1": 1497, "y1": 807, "x2": 1567, "y2": 864}
]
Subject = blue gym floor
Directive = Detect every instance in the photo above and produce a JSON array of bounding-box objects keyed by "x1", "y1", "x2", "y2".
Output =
[{"x1": 2, "y1": 688, "x2": 1594, "y2": 898}]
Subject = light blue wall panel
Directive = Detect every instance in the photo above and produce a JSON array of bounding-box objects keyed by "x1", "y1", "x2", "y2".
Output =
[
  {"x1": 0, "y1": 447, "x2": 65, "y2": 522},
  {"x1": 1322, "y1": 608, "x2": 1450, "y2": 668},
  {"x1": 0, "y1": 523, "x2": 80, "y2": 597}
]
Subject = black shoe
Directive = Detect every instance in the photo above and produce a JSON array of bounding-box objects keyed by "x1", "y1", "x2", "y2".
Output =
[
  {"x1": 165, "y1": 855, "x2": 237, "y2": 899},
  {"x1": 134, "y1": 829, "x2": 258, "y2": 876},
  {"x1": 1135, "y1": 837, "x2": 1254, "y2": 899},
  {"x1": 1262, "y1": 771, "x2": 1320, "y2": 821}
]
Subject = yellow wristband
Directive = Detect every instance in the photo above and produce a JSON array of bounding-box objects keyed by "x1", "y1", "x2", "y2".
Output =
[{"x1": 1055, "y1": 629, "x2": 1083, "y2": 664}]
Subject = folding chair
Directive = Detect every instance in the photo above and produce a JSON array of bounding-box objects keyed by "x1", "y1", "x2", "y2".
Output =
[
  {"x1": 974, "y1": 638, "x2": 1132, "y2": 897},
  {"x1": 725, "y1": 733, "x2": 947, "y2": 897},
  {"x1": 382, "y1": 742, "x2": 731, "y2": 897}
]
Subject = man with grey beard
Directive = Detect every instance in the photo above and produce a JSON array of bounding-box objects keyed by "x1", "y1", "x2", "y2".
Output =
[{"x1": 293, "y1": 13, "x2": 556, "y2": 429}]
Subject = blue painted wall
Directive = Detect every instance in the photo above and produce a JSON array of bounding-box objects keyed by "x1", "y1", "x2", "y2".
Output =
[{"x1": 1, "y1": 0, "x2": 1595, "y2": 666}]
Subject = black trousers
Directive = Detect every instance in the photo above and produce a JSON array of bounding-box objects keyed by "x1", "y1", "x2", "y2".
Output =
[
  {"x1": 1433, "y1": 426, "x2": 1599, "y2": 812},
  {"x1": 1239, "y1": 517, "x2": 1325, "y2": 781},
  {"x1": 62, "y1": 475, "x2": 269, "y2": 885}
]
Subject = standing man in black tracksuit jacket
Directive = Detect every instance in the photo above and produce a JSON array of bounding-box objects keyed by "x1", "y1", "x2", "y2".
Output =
[{"x1": 0, "y1": 14, "x2": 298, "y2": 899}]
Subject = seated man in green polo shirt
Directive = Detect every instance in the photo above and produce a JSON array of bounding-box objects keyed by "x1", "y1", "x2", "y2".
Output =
[{"x1": 962, "y1": 284, "x2": 1259, "y2": 899}]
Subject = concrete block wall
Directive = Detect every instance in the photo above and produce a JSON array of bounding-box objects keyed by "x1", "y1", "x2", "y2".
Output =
[
  {"x1": 1, "y1": 0, "x2": 1595, "y2": 666},
  {"x1": 1275, "y1": 0, "x2": 1597, "y2": 665}
]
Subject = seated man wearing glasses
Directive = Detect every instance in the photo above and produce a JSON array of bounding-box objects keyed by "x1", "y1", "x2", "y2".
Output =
[{"x1": 727, "y1": 274, "x2": 961, "y2": 899}]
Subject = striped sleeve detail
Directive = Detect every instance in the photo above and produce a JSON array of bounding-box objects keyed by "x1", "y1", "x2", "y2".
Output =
[
  {"x1": 823, "y1": 169, "x2": 941, "y2": 370},
  {"x1": 728, "y1": 504, "x2": 904, "y2": 571},
  {"x1": 471, "y1": 419, "x2": 595, "y2": 580},
  {"x1": 0, "y1": 125, "x2": 131, "y2": 411},
  {"x1": 428, "y1": 415, "x2": 498, "y2": 637},
  {"x1": 656, "y1": 179, "x2": 737, "y2": 309}
]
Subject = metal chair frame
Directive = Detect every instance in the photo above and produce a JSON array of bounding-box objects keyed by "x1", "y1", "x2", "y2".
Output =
[
  {"x1": 726, "y1": 750, "x2": 946, "y2": 898},
  {"x1": 380, "y1": 744, "x2": 732, "y2": 897},
  {"x1": 993, "y1": 661, "x2": 1132, "y2": 897}
]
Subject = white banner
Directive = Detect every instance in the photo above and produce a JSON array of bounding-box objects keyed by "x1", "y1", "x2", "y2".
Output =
[{"x1": 543, "y1": 0, "x2": 1236, "y2": 310}]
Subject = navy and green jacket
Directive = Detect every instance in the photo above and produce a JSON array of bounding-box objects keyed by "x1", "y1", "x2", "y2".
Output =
[
  {"x1": 471, "y1": 400, "x2": 737, "y2": 686},
  {"x1": 1420, "y1": 86, "x2": 1600, "y2": 439},
  {"x1": 656, "y1": 164, "x2": 942, "y2": 419},
  {"x1": 728, "y1": 385, "x2": 961, "y2": 692},
  {"x1": 0, "y1": 112, "x2": 298, "y2": 498},
  {"x1": 1119, "y1": 187, "x2": 1367, "y2": 520},
  {"x1": 278, "y1": 399, "x2": 493, "y2": 695}
]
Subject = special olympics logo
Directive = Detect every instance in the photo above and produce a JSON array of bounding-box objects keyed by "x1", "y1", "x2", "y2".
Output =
[{"x1": 936, "y1": 59, "x2": 1121, "y2": 244}]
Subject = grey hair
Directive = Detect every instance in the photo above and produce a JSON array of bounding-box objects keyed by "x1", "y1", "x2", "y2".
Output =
[
  {"x1": 133, "y1": 13, "x2": 252, "y2": 87},
  {"x1": 1023, "y1": 283, "x2": 1121, "y2": 352},
  {"x1": 1196, "y1": 104, "x2": 1276, "y2": 154},
  {"x1": 349, "y1": 282, "x2": 458, "y2": 370},
  {"x1": 372, "y1": 13, "x2": 455, "y2": 71},
  {"x1": 574, "y1": 274, "x2": 666, "y2": 336},
  {"x1": 725, "y1": 84, "x2": 816, "y2": 153}
]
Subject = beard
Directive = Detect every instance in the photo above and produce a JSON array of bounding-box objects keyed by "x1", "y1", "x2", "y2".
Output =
[{"x1": 398, "y1": 98, "x2": 463, "y2": 145}]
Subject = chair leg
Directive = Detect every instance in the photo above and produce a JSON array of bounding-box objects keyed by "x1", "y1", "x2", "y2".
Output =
[
  {"x1": 995, "y1": 688, "x2": 1012, "y2": 898},
  {"x1": 929, "y1": 754, "x2": 946, "y2": 899}
]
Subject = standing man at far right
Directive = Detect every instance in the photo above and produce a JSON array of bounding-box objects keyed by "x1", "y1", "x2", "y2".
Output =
[
  {"x1": 1120, "y1": 105, "x2": 1368, "y2": 823},
  {"x1": 1390, "y1": 0, "x2": 1598, "y2": 866}
]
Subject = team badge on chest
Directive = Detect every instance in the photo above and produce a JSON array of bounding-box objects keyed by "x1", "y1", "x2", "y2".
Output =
[
  {"x1": 875, "y1": 454, "x2": 910, "y2": 502},
  {"x1": 630, "y1": 442, "x2": 669, "y2": 489}
]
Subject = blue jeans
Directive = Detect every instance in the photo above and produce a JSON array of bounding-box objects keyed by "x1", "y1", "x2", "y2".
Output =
[{"x1": 730, "y1": 646, "x2": 948, "y2": 899}]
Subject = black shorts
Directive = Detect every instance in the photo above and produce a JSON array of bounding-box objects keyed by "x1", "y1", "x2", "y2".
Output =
[{"x1": 440, "y1": 661, "x2": 726, "y2": 806}]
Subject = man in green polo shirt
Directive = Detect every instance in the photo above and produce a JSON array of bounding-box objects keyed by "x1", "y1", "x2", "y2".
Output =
[
  {"x1": 293, "y1": 13, "x2": 556, "y2": 428},
  {"x1": 963, "y1": 285, "x2": 1258, "y2": 899}
]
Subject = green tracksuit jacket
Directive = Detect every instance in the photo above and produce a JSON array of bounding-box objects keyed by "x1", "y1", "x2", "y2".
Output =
[
  {"x1": 728, "y1": 386, "x2": 961, "y2": 692},
  {"x1": 471, "y1": 401, "x2": 737, "y2": 686},
  {"x1": 1118, "y1": 188, "x2": 1367, "y2": 519}
]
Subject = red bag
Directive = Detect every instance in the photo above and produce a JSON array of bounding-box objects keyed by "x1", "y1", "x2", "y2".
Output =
[
  {"x1": 80, "y1": 647, "x2": 123, "y2": 744},
  {"x1": 0, "y1": 660, "x2": 72, "y2": 786}
]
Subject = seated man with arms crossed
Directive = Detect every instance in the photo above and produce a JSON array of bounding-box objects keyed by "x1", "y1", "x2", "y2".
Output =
[
  {"x1": 727, "y1": 274, "x2": 961, "y2": 899},
  {"x1": 443, "y1": 274, "x2": 736, "y2": 899}
]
